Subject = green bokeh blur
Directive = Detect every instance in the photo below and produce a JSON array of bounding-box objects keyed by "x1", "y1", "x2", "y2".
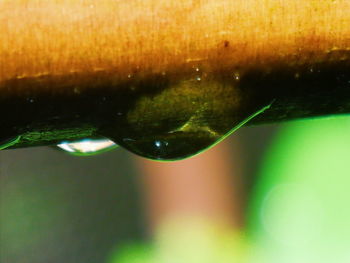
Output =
[
  {"x1": 1, "y1": 115, "x2": 350, "y2": 263},
  {"x1": 249, "y1": 115, "x2": 350, "y2": 263}
]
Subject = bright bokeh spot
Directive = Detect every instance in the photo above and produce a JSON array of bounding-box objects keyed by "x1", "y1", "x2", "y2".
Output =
[{"x1": 249, "y1": 115, "x2": 350, "y2": 263}]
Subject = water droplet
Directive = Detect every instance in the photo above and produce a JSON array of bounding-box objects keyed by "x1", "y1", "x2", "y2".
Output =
[
  {"x1": 99, "y1": 74, "x2": 273, "y2": 161},
  {"x1": 26, "y1": 97, "x2": 35, "y2": 103},
  {"x1": 57, "y1": 138, "x2": 118, "y2": 156},
  {"x1": 73, "y1": 87, "x2": 81, "y2": 94}
]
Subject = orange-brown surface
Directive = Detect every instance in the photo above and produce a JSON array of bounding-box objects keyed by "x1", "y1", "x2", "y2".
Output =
[{"x1": 1, "y1": 0, "x2": 350, "y2": 86}]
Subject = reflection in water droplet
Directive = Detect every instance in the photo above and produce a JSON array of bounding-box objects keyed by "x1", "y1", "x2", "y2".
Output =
[
  {"x1": 26, "y1": 97, "x2": 35, "y2": 103},
  {"x1": 57, "y1": 138, "x2": 118, "y2": 156}
]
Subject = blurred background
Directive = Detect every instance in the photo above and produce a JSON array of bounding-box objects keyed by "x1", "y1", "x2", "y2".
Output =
[{"x1": 1, "y1": 116, "x2": 350, "y2": 263}]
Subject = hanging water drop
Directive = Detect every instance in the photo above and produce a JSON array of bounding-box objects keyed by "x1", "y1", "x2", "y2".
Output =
[
  {"x1": 99, "y1": 72, "x2": 273, "y2": 161},
  {"x1": 57, "y1": 138, "x2": 117, "y2": 156}
]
